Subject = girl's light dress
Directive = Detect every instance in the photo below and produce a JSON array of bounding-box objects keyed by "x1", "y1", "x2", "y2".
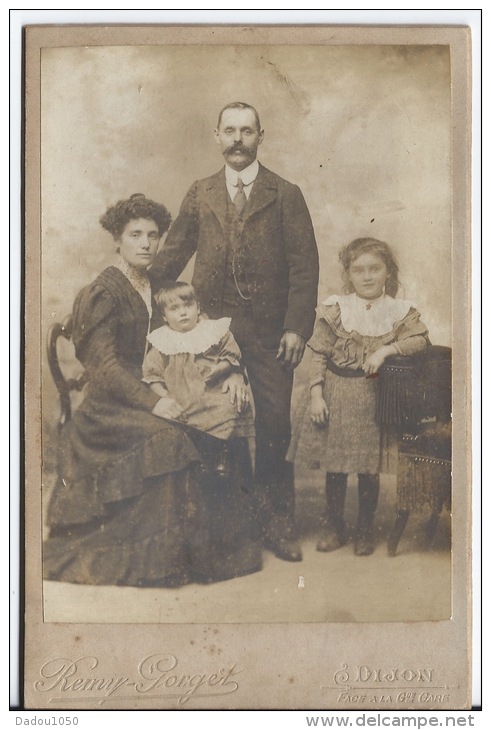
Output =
[
  {"x1": 143, "y1": 316, "x2": 255, "y2": 440},
  {"x1": 287, "y1": 293, "x2": 429, "y2": 474}
]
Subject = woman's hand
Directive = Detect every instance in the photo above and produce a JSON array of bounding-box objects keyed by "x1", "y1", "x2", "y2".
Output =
[
  {"x1": 152, "y1": 396, "x2": 186, "y2": 422},
  {"x1": 310, "y1": 394, "x2": 329, "y2": 426},
  {"x1": 362, "y1": 344, "x2": 397, "y2": 375},
  {"x1": 222, "y1": 373, "x2": 250, "y2": 414}
]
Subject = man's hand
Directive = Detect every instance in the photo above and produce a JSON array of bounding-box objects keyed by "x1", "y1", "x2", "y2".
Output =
[
  {"x1": 276, "y1": 331, "x2": 306, "y2": 370},
  {"x1": 222, "y1": 372, "x2": 250, "y2": 414}
]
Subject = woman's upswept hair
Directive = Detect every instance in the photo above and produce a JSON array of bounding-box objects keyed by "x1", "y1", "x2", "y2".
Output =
[
  {"x1": 155, "y1": 281, "x2": 199, "y2": 313},
  {"x1": 339, "y1": 237, "x2": 400, "y2": 297},
  {"x1": 100, "y1": 193, "x2": 172, "y2": 239}
]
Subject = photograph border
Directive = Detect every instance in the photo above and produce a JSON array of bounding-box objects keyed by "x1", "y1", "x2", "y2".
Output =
[{"x1": 16, "y1": 12, "x2": 479, "y2": 713}]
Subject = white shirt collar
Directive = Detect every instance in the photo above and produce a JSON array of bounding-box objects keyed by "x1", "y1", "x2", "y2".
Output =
[{"x1": 225, "y1": 159, "x2": 259, "y2": 187}]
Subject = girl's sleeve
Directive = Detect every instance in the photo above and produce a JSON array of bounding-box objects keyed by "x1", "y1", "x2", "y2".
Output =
[
  {"x1": 72, "y1": 284, "x2": 161, "y2": 412},
  {"x1": 215, "y1": 331, "x2": 242, "y2": 369},
  {"x1": 309, "y1": 351, "x2": 331, "y2": 389},
  {"x1": 393, "y1": 308, "x2": 431, "y2": 356},
  {"x1": 307, "y1": 315, "x2": 338, "y2": 389},
  {"x1": 142, "y1": 348, "x2": 169, "y2": 386}
]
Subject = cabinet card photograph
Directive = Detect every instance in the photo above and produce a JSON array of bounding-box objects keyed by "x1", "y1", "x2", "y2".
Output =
[{"x1": 23, "y1": 23, "x2": 473, "y2": 710}]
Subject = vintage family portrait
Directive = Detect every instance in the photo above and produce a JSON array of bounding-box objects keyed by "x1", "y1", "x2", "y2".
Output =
[{"x1": 23, "y1": 23, "x2": 472, "y2": 709}]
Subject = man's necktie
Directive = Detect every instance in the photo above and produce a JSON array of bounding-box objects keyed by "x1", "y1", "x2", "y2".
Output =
[{"x1": 233, "y1": 178, "x2": 247, "y2": 215}]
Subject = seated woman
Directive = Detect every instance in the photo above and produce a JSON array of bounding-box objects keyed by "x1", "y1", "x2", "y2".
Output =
[{"x1": 43, "y1": 193, "x2": 262, "y2": 587}]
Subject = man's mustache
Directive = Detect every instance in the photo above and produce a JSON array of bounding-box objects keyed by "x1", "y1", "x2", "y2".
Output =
[{"x1": 225, "y1": 144, "x2": 249, "y2": 154}]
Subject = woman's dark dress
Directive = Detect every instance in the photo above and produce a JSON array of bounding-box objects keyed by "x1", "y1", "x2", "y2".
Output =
[{"x1": 43, "y1": 267, "x2": 262, "y2": 586}]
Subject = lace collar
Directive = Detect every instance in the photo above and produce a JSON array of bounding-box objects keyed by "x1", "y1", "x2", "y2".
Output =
[
  {"x1": 321, "y1": 293, "x2": 414, "y2": 337},
  {"x1": 116, "y1": 257, "x2": 152, "y2": 316},
  {"x1": 147, "y1": 317, "x2": 232, "y2": 355}
]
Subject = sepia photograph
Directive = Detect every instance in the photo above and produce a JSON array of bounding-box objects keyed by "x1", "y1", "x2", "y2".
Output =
[{"x1": 22, "y1": 20, "x2": 473, "y2": 710}]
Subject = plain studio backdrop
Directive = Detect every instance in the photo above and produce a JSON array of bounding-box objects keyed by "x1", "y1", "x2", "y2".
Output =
[{"x1": 41, "y1": 44, "x2": 450, "y2": 331}]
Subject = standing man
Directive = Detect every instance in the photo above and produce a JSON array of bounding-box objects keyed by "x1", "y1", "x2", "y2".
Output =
[{"x1": 152, "y1": 102, "x2": 319, "y2": 561}]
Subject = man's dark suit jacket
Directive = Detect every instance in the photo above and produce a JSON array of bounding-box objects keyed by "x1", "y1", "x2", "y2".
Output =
[{"x1": 152, "y1": 164, "x2": 319, "y2": 344}]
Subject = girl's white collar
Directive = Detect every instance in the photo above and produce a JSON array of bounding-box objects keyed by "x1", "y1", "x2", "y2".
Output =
[
  {"x1": 354, "y1": 291, "x2": 385, "y2": 309},
  {"x1": 147, "y1": 317, "x2": 232, "y2": 355},
  {"x1": 321, "y1": 292, "x2": 414, "y2": 336}
]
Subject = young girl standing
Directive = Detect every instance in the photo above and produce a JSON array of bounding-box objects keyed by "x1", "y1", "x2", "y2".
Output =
[{"x1": 287, "y1": 238, "x2": 430, "y2": 556}]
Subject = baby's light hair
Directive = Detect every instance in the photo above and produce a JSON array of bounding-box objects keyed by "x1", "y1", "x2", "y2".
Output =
[
  {"x1": 339, "y1": 237, "x2": 400, "y2": 297},
  {"x1": 155, "y1": 281, "x2": 199, "y2": 314}
]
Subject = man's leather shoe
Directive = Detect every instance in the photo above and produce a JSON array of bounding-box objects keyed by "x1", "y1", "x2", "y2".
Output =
[{"x1": 264, "y1": 537, "x2": 303, "y2": 562}]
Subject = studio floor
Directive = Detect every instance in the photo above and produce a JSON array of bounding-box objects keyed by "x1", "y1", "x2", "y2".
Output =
[{"x1": 42, "y1": 472, "x2": 452, "y2": 624}]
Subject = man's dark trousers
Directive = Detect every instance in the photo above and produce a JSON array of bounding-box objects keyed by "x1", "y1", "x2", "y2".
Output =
[{"x1": 223, "y1": 301, "x2": 295, "y2": 539}]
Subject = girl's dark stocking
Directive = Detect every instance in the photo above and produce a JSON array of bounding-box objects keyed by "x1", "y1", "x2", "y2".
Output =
[
  {"x1": 316, "y1": 472, "x2": 348, "y2": 552},
  {"x1": 355, "y1": 473, "x2": 380, "y2": 556}
]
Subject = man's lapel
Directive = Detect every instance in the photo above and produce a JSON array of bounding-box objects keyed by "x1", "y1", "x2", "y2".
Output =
[
  {"x1": 242, "y1": 164, "x2": 278, "y2": 223},
  {"x1": 203, "y1": 169, "x2": 229, "y2": 232},
  {"x1": 204, "y1": 164, "x2": 278, "y2": 231}
]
